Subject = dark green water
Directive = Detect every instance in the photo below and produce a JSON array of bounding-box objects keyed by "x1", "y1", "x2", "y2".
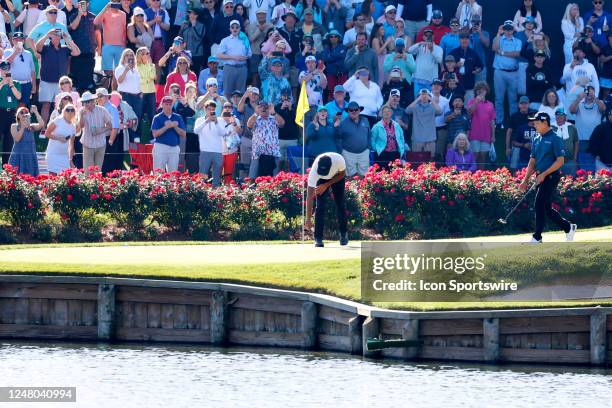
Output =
[{"x1": 1, "y1": 340, "x2": 610, "y2": 407}]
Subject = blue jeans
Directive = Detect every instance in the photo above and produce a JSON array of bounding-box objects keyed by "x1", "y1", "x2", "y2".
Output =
[{"x1": 494, "y1": 69, "x2": 519, "y2": 125}]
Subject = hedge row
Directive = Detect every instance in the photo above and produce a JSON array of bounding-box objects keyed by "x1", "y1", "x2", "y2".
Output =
[{"x1": 0, "y1": 164, "x2": 610, "y2": 242}]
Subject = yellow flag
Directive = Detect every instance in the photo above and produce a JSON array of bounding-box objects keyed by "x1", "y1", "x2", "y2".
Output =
[{"x1": 295, "y1": 80, "x2": 310, "y2": 128}]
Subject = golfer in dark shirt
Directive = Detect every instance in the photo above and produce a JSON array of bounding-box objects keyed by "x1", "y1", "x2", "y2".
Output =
[
  {"x1": 520, "y1": 112, "x2": 577, "y2": 243},
  {"x1": 305, "y1": 152, "x2": 348, "y2": 248}
]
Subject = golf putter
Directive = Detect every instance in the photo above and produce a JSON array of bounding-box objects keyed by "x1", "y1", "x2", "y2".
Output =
[{"x1": 498, "y1": 183, "x2": 537, "y2": 225}]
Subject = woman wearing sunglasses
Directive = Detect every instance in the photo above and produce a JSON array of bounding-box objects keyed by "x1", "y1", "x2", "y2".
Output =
[
  {"x1": 45, "y1": 104, "x2": 79, "y2": 175},
  {"x1": 8, "y1": 106, "x2": 44, "y2": 176}
]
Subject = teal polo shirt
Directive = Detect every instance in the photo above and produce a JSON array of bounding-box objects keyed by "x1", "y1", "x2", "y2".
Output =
[{"x1": 530, "y1": 129, "x2": 565, "y2": 173}]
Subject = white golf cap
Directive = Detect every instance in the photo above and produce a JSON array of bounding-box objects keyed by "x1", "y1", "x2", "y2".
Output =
[
  {"x1": 229, "y1": 19, "x2": 240, "y2": 27},
  {"x1": 385, "y1": 5, "x2": 396, "y2": 13},
  {"x1": 80, "y1": 91, "x2": 96, "y2": 102},
  {"x1": 96, "y1": 87, "x2": 110, "y2": 97},
  {"x1": 133, "y1": 7, "x2": 145, "y2": 17},
  {"x1": 206, "y1": 77, "x2": 218, "y2": 86}
]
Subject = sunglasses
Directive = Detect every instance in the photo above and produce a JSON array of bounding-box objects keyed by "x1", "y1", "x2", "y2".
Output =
[
  {"x1": 60, "y1": 81, "x2": 70, "y2": 85},
  {"x1": 62, "y1": 96, "x2": 73, "y2": 101},
  {"x1": 48, "y1": 11, "x2": 58, "y2": 15},
  {"x1": 178, "y1": 61, "x2": 188, "y2": 65},
  {"x1": 387, "y1": 10, "x2": 396, "y2": 14},
  {"x1": 83, "y1": 100, "x2": 95, "y2": 104},
  {"x1": 207, "y1": 84, "x2": 218, "y2": 87},
  {"x1": 348, "y1": 108, "x2": 359, "y2": 112},
  {"x1": 225, "y1": 5, "x2": 234, "y2": 8},
  {"x1": 65, "y1": 108, "x2": 76, "y2": 113},
  {"x1": 19, "y1": 112, "x2": 30, "y2": 116},
  {"x1": 594, "y1": 1, "x2": 603, "y2": 3}
]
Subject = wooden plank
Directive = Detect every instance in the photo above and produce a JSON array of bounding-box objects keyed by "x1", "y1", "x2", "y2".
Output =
[
  {"x1": 97, "y1": 284, "x2": 116, "y2": 340},
  {"x1": 590, "y1": 310, "x2": 607, "y2": 365},
  {"x1": 185, "y1": 305, "x2": 201, "y2": 330},
  {"x1": 420, "y1": 319, "x2": 483, "y2": 336},
  {"x1": 134, "y1": 303, "x2": 148, "y2": 329},
  {"x1": 567, "y1": 333, "x2": 590, "y2": 350},
  {"x1": 14, "y1": 298, "x2": 29, "y2": 325},
  {"x1": 210, "y1": 291, "x2": 227, "y2": 345},
  {"x1": 116, "y1": 286, "x2": 211, "y2": 306},
  {"x1": 0, "y1": 298, "x2": 15, "y2": 324},
  {"x1": 147, "y1": 303, "x2": 161, "y2": 329},
  {"x1": 120, "y1": 302, "x2": 135, "y2": 328},
  {"x1": 500, "y1": 348, "x2": 590, "y2": 364},
  {"x1": 53, "y1": 300, "x2": 68, "y2": 326},
  {"x1": 318, "y1": 319, "x2": 349, "y2": 337},
  {"x1": 116, "y1": 327, "x2": 211, "y2": 343},
  {"x1": 0, "y1": 324, "x2": 97, "y2": 340},
  {"x1": 348, "y1": 316, "x2": 362, "y2": 355},
  {"x1": 161, "y1": 304, "x2": 174, "y2": 329},
  {"x1": 402, "y1": 319, "x2": 419, "y2": 360},
  {"x1": 41, "y1": 299, "x2": 53, "y2": 325},
  {"x1": 81, "y1": 300, "x2": 97, "y2": 326},
  {"x1": 67, "y1": 300, "x2": 82, "y2": 326},
  {"x1": 173, "y1": 305, "x2": 188, "y2": 329},
  {"x1": 200, "y1": 306, "x2": 210, "y2": 330},
  {"x1": 0, "y1": 283, "x2": 97, "y2": 300},
  {"x1": 253, "y1": 310, "x2": 266, "y2": 331},
  {"x1": 301, "y1": 301, "x2": 317, "y2": 349},
  {"x1": 420, "y1": 346, "x2": 484, "y2": 361},
  {"x1": 533, "y1": 333, "x2": 552, "y2": 349},
  {"x1": 318, "y1": 334, "x2": 352, "y2": 352},
  {"x1": 551, "y1": 332, "x2": 568, "y2": 350},
  {"x1": 27, "y1": 298, "x2": 43, "y2": 325},
  {"x1": 318, "y1": 305, "x2": 355, "y2": 325},
  {"x1": 231, "y1": 293, "x2": 302, "y2": 316},
  {"x1": 228, "y1": 330, "x2": 304, "y2": 347},
  {"x1": 362, "y1": 317, "x2": 380, "y2": 358},
  {"x1": 500, "y1": 316, "x2": 589, "y2": 334}
]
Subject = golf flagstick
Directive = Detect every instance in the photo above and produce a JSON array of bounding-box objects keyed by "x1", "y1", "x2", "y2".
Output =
[
  {"x1": 294, "y1": 80, "x2": 309, "y2": 245},
  {"x1": 301, "y1": 124, "x2": 305, "y2": 244}
]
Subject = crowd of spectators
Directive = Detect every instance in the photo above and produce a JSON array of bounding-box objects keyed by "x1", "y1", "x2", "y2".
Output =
[{"x1": 0, "y1": 0, "x2": 611, "y2": 184}]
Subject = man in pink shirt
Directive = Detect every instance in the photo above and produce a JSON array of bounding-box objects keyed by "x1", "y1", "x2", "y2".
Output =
[
  {"x1": 93, "y1": 1, "x2": 126, "y2": 84},
  {"x1": 467, "y1": 81, "x2": 496, "y2": 169}
]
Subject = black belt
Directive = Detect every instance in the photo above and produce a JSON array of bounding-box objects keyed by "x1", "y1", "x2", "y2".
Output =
[{"x1": 499, "y1": 68, "x2": 518, "y2": 73}]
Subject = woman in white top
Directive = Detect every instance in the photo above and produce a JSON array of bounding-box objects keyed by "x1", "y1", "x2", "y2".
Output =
[
  {"x1": 561, "y1": 3, "x2": 584, "y2": 65},
  {"x1": 114, "y1": 48, "x2": 142, "y2": 125},
  {"x1": 513, "y1": 0, "x2": 542, "y2": 33},
  {"x1": 455, "y1": 0, "x2": 482, "y2": 29},
  {"x1": 342, "y1": 66, "x2": 384, "y2": 127},
  {"x1": 45, "y1": 104, "x2": 78, "y2": 175},
  {"x1": 537, "y1": 88, "x2": 563, "y2": 119}
]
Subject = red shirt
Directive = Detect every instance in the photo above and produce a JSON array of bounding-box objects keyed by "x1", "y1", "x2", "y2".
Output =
[
  {"x1": 416, "y1": 25, "x2": 451, "y2": 45},
  {"x1": 164, "y1": 71, "x2": 198, "y2": 96}
]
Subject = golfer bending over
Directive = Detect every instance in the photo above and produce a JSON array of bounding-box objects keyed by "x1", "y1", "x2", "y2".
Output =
[
  {"x1": 519, "y1": 112, "x2": 577, "y2": 243},
  {"x1": 305, "y1": 153, "x2": 349, "y2": 248}
]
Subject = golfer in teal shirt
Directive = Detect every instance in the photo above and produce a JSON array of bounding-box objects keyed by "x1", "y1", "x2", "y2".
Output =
[{"x1": 520, "y1": 112, "x2": 577, "y2": 243}]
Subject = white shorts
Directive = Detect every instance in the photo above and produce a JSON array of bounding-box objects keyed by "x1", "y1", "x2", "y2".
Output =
[
  {"x1": 470, "y1": 140, "x2": 491, "y2": 153},
  {"x1": 38, "y1": 81, "x2": 60, "y2": 103},
  {"x1": 342, "y1": 149, "x2": 370, "y2": 177}
]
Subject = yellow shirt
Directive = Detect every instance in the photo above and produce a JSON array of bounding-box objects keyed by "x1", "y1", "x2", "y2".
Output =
[{"x1": 137, "y1": 63, "x2": 156, "y2": 94}]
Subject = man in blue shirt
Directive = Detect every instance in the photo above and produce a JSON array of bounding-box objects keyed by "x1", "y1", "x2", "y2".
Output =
[
  {"x1": 520, "y1": 112, "x2": 577, "y2": 243},
  {"x1": 492, "y1": 20, "x2": 522, "y2": 128},
  {"x1": 583, "y1": 0, "x2": 611, "y2": 47},
  {"x1": 469, "y1": 15, "x2": 490, "y2": 84},
  {"x1": 151, "y1": 95, "x2": 187, "y2": 172},
  {"x1": 439, "y1": 18, "x2": 461, "y2": 57},
  {"x1": 324, "y1": 85, "x2": 349, "y2": 123},
  {"x1": 198, "y1": 56, "x2": 224, "y2": 96}
]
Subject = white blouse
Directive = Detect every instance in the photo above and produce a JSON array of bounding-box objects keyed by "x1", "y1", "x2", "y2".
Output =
[{"x1": 115, "y1": 65, "x2": 142, "y2": 95}]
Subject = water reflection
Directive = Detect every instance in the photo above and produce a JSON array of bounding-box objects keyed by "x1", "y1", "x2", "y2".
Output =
[{"x1": 1, "y1": 341, "x2": 610, "y2": 408}]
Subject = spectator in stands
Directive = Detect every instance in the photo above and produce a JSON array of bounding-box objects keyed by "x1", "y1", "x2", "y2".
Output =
[
  {"x1": 296, "y1": 0, "x2": 322, "y2": 25},
  {"x1": 492, "y1": 20, "x2": 522, "y2": 129},
  {"x1": 114, "y1": 48, "x2": 142, "y2": 127},
  {"x1": 455, "y1": 0, "x2": 482, "y2": 29},
  {"x1": 135, "y1": 47, "x2": 157, "y2": 132},
  {"x1": 337, "y1": 101, "x2": 370, "y2": 177},
  {"x1": 5, "y1": 32, "x2": 36, "y2": 106},
  {"x1": 159, "y1": 36, "x2": 193, "y2": 75},
  {"x1": 343, "y1": 13, "x2": 368, "y2": 49},
  {"x1": 145, "y1": 0, "x2": 170, "y2": 69},
  {"x1": 260, "y1": 58, "x2": 292, "y2": 105},
  {"x1": 510, "y1": 110, "x2": 537, "y2": 170},
  {"x1": 342, "y1": 66, "x2": 383, "y2": 127},
  {"x1": 381, "y1": 68, "x2": 413, "y2": 109},
  {"x1": 321, "y1": 30, "x2": 347, "y2": 96},
  {"x1": 445, "y1": 133, "x2": 476, "y2": 172},
  {"x1": 445, "y1": 95, "x2": 471, "y2": 149},
  {"x1": 247, "y1": 9, "x2": 273, "y2": 86},
  {"x1": 198, "y1": 56, "x2": 223, "y2": 96},
  {"x1": 513, "y1": 0, "x2": 543, "y2": 33},
  {"x1": 94, "y1": 2, "x2": 127, "y2": 87},
  {"x1": 468, "y1": 14, "x2": 490, "y2": 83},
  {"x1": 272, "y1": 0, "x2": 293, "y2": 28},
  {"x1": 66, "y1": 0, "x2": 97, "y2": 92},
  {"x1": 298, "y1": 8, "x2": 326, "y2": 50},
  {"x1": 416, "y1": 9, "x2": 450, "y2": 46},
  {"x1": 589, "y1": 107, "x2": 612, "y2": 171},
  {"x1": 217, "y1": 19, "x2": 251, "y2": 98},
  {"x1": 406, "y1": 88, "x2": 440, "y2": 158},
  {"x1": 552, "y1": 108, "x2": 579, "y2": 175},
  {"x1": 525, "y1": 50, "x2": 552, "y2": 111},
  {"x1": 127, "y1": 7, "x2": 153, "y2": 52},
  {"x1": 441, "y1": 72, "x2": 465, "y2": 102},
  {"x1": 38, "y1": 0, "x2": 67, "y2": 26},
  {"x1": 600, "y1": 32, "x2": 612, "y2": 100},
  {"x1": 45, "y1": 104, "x2": 77, "y2": 175},
  {"x1": 279, "y1": 10, "x2": 304, "y2": 95},
  {"x1": 306, "y1": 105, "x2": 339, "y2": 164},
  {"x1": 371, "y1": 105, "x2": 406, "y2": 169},
  {"x1": 583, "y1": 0, "x2": 611, "y2": 47},
  {"x1": 408, "y1": 28, "x2": 443, "y2": 97},
  {"x1": 151, "y1": 95, "x2": 186, "y2": 173},
  {"x1": 561, "y1": 46, "x2": 599, "y2": 97},
  {"x1": 432, "y1": 78, "x2": 450, "y2": 162},
  {"x1": 383, "y1": 38, "x2": 416, "y2": 85},
  {"x1": 0, "y1": 61, "x2": 21, "y2": 167},
  {"x1": 247, "y1": 100, "x2": 285, "y2": 178},
  {"x1": 194, "y1": 100, "x2": 226, "y2": 186},
  {"x1": 344, "y1": 32, "x2": 378, "y2": 80},
  {"x1": 323, "y1": 0, "x2": 348, "y2": 37},
  {"x1": 211, "y1": 0, "x2": 243, "y2": 47},
  {"x1": 15, "y1": 0, "x2": 43, "y2": 37},
  {"x1": 439, "y1": 18, "x2": 462, "y2": 57},
  {"x1": 400, "y1": 1, "x2": 434, "y2": 41},
  {"x1": 299, "y1": 55, "x2": 327, "y2": 106},
  {"x1": 449, "y1": 30, "x2": 483, "y2": 101},
  {"x1": 36, "y1": 28, "x2": 80, "y2": 124},
  {"x1": 569, "y1": 85, "x2": 606, "y2": 171},
  {"x1": 467, "y1": 81, "x2": 495, "y2": 169},
  {"x1": 178, "y1": 9, "x2": 206, "y2": 74},
  {"x1": 96, "y1": 88, "x2": 121, "y2": 174},
  {"x1": 237, "y1": 86, "x2": 260, "y2": 177},
  {"x1": 164, "y1": 56, "x2": 197, "y2": 97},
  {"x1": 370, "y1": 23, "x2": 392, "y2": 84},
  {"x1": 274, "y1": 89, "x2": 297, "y2": 170},
  {"x1": 393, "y1": 18, "x2": 413, "y2": 48},
  {"x1": 573, "y1": 25, "x2": 602, "y2": 67},
  {"x1": 78, "y1": 91, "x2": 112, "y2": 175},
  {"x1": 27, "y1": 5, "x2": 71, "y2": 62},
  {"x1": 385, "y1": 89, "x2": 410, "y2": 133},
  {"x1": 9, "y1": 106, "x2": 44, "y2": 176},
  {"x1": 561, "y1": 3, "x2": 584, "y2": 65},
  {"x1": 324, "y1": 85, "x2": 349, "y2": 121},
  {"x1": 506, "y1": 95, "x2": 531, "y2": 169},
  {"x1": 537, "y1": 89, "x2": 563, "y2": 119},
  {"x1": 220, "y1": 101, "x2": 242, "y2": 182}
]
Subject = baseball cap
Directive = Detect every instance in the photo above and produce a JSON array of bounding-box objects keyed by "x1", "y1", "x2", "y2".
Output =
[
  {"x1": 459, "y1": 31, "x2": 470, "y2": 39},
  {"x1": 333, "y1": 85, "x2": 345, "y2": 93},
  {"x1": 12, "y1": 31, "x2": 25, "y2": 39},
  {"x1": 173, "y1": 36, "x2": 184, "y2": 45},
  {"x1": 46, "y1": 5, "x2": 58, "y2": 12},
  {"x1": 96, "y1": 87, "x2": 109, "y2": 97},
  {"x1": 432, "y1": 78, "x2": 443, "y2": 86},
  {"x1": 390, "y1": 89, "x2": 400, "y2": 97},
  {"x1": 395, "y1": 38, "x2": 405, "y2": 47},
  {"x1": 555, "y1": 108, "x2": 567, "y2": 116},
  {"x1": 317, "y1": 105, "x2": 328, "y2": 112},
  {"x1": 303, "y1": 7, "x2": 314, "y2": 15},
  {"x1": 208, "y1": 56, "x2": 218, "y2": 63},
  {"x1": 222, "y1": 0, "x2": 233, "y2": 5},
  {"x1": 255, "y1": 8, "x2": 267, "y2": 15},
  {"x1": 471, "y1": 15, "x2": 482, "y2": 23},
  {"x1": 527, "y1": 112, "x2": 551, "y2": 123},
  {"x1": 204, "y1": 99, "x2": 217, "y2": 108},
  {"x1": 248, "y1": 86, "x2": 260, "y2": 95},
  {"x1": 229, "y1": 19, "x2": 240, "y2": 28},
  {"x1": 206, "y1": 77, "x2": 218, "y2": 86},
  {"x1": 423, "y1": 28, "x2": 434, "y2": 35},
  {"x1": 519, "y1": 95, "x2": 530, "y2": 104},
  {"x1": 419, "y1": 88, "x2": 432, "y2": 96},
  {"x1": 231, "y1": 89, "x2": 242, "y2": 97},
  {"x1": 444, "y1": 55, "x2": 456, "y2": 62},
  {"x1": 432, "y1": 10, "x2": 443, "y2": 19},
  {"x1": 503, "y1": 20, "x2": 514, "y2": 29},
  {"x1": 305, "y1": 55, "x2": 316, "y2": 63},
  {"x1": 584, "y1": 25, "x2": 594, "y2": 32},
  {"x1": 389, "y1": 70, "x2": 401, "y2": 78},
  {"x1": 346, "y1": 101, "x2": 363, "y2": 111},
  {"x1": 523, "y1": 16, "x2": 537, "y2": 28},
  {"x1": 282, "y1": 10, "x2": 297, "y2": 21},
  {"x1": 161, "y1": 95, "x2": 174, "y2": 104},
  {"x1": 385, "y1": 5, "x2": 396, "y2": 13},
  {"x1": 450, "y1": 17, "x2": 460, "y2": 25},
  {"x1": 326, "y1": 29, "x2": 341, "y2": 38},
  {"x1": 133, "y1": 7, "x2": 145, "y2": 17},
  {"x1": 80, "y1": 91, "x2": 96, "y2": 102},
  {"x1": 257, "y1": 100, "x2": 269, "y2": 106},
  {"x1": 271, "y1": 58, "x2": 283, "y2": 65}
]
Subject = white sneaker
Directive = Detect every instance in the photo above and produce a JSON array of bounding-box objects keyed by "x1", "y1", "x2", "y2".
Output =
[
  {"x1": 527, "y1": 237, "x2": 542, "y2": 243},
  {"x1": 566, "y1": 224, "x2": 577, "y2": 241}
]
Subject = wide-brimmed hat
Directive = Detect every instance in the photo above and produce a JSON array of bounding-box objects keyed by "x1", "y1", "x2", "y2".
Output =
[
  {"x1": 282, "y1": 10, "x2": 297, "y2": 21},
  {"x1": 345, "y1": 101, "x2": 364, "y2": 112},
  {"x1": 80, "y1": 91, "x2": 96, "y2": 102},
  {"x1": 96, "y1": 88, "x2": 109, "y2": 97},
  {"x1": 522, "y1": 16, "x2": 538, "y2": 28}
]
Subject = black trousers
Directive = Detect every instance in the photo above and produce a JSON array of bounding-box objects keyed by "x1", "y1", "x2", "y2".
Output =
[
  {"x1": 102, "y1": 136, "x2": 125, "y2": 174},
  {"x1": 374, "y1": 150, "x2": 400, "y2": 170},
  {"x1": 314, "y1": 177, "x2": 348, "y2": 240},
  {"x1": 534, "y1": 171, "x2": 571, "y2": 241},
  {"x1": 0, "y1": 108, "x2": 15, "y2": 167},
  {"x1": 71, "y1": 53, "x2": 96, "y2": 92}
]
